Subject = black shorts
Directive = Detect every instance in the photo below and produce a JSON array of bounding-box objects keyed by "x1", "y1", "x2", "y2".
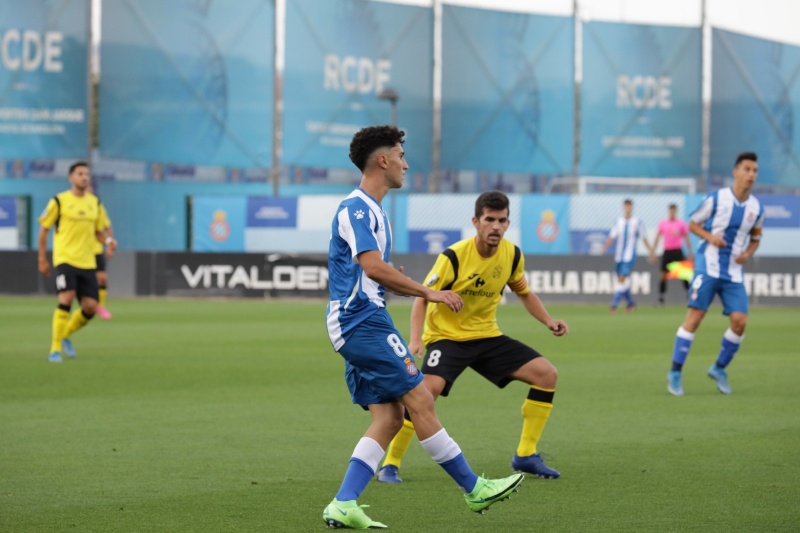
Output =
[
  {"x1": 54, "y1": 264, "x2": 99, "y2": 301},
  {"x1": 421, "y1": 335, "x2": 542, "y2": 396},
  {"x1": 660, "y1": 249, "x2": 686, "y2": 272},
  {"x1": 95, "y1": 254, "x2": 106, "y2": 272}
]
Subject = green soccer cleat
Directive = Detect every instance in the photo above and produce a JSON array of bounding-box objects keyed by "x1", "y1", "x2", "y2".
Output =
[
  {"x1": 322, "y1": 499, "x2": 387, "y2": 529},
  {"x1": 464, "y1": 473, "x2": 524, "y2": 514}
]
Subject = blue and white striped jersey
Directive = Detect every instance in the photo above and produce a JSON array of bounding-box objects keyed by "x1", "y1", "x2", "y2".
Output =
[
  {"x1": 609, "y1": 216, "x2": 646, "y2": 263},
  {"x1": 690, "y1": 187, "x2": 765, "y2": 283},
  {"x1": 326, "y1": 188, "x2": 392, "y2": 351}
]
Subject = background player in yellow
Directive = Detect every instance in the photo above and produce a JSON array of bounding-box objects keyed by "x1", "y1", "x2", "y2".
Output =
[
  {"x1": 87, "y1": 183, "x2": 114, "y2": 320},
  {"x1": 376, "y1": 191, "x2": 569, "y2": 483},
  {"x1": 37, "y1": 162, "x2": 117, "y2": 362}
]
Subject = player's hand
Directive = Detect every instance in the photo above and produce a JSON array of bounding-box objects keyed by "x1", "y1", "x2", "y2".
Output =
[
  {"x1": 648, "y1": 253, "x2": 656, "y2": 264},
  {"x1": 105, "y1": 238, "x2": 118, "y2": 258},
  {"x1": 547, "y1": 319, "x2": 569, "y2": 337},
  {"x1": 427, "y1": 289, "x2": 463, "y2": 313},
  {"x1": 38, "y1": 257, "x2": 51, "y2": 276},
  {"x1": 408, "y1": 338, "x2": 424, "y2": 358},
  {"x1": 734, "y1": 252, "x2": 751, "y2": 265},
  {"x1": 708, "y1": 234, "x2": 727, "y2": 248}
]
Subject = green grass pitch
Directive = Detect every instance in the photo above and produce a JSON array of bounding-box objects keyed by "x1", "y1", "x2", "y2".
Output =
[{"x1": 1, "y1": 296, "x2": 798, "y2": 532}]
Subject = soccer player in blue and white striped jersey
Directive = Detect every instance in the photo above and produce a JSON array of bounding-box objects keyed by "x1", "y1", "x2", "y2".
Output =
[
  {"x1": 668, "y1": 152, "x2": 765, "y2": 396},
  {"x1": 322, "y1": 125, "x2": 524, "y2": 529},
  {"x1": 602, "y1": 199, "x2": 653, "y2": 313}
]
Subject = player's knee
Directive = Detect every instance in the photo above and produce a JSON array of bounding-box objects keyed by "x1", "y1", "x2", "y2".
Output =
[
  {"x1": 730, "y1": 314, "x2": 747, "y2": 333},
  {"x1": 539, "y1": 363, "x2": 558, "y2": 388},
  {"x1": 82, "y1": 301, "x2": 98, "y2": 316}
]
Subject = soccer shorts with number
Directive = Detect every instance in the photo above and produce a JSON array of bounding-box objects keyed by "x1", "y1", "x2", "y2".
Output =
[
  {"x1": 688, "y1": 273, "x2": 748, "y2": 315},
  {"x1": 337, "y1": 309, "x2": 423, "y2": 406},
  {"x1": 54, "y1": 263, "x2": 100, "y2": 301}
]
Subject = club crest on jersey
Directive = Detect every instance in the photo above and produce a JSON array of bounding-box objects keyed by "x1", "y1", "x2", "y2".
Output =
[
  {"x1": 747, "y1": 211, "x2": 755, "y2": 222},
  {"x1": 425, "y1": 273, "x2": 439, "y2": 286},
  {"x1": 354, "y1": 209, "x2": 365, "y2": 219},
  {"x1": 404, "y1": 357, "x2": 418, "y2": 375}
]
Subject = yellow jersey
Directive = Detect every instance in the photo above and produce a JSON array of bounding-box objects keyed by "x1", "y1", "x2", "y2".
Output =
[
  {"x1": 38, "y1": 191, "x2": 104, "y2": 269},
  {"x1": 92, "y1": 203, "x2": 112, "y2": 256},
  {"x1": 421, "y1": 238, "x2": 529, "y2": 345}
]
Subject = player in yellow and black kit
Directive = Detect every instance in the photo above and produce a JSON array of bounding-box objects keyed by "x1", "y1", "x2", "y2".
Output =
[
  {"x1": 37, "y1": 162, "x2": 117, "y2": 362},
  {"x1": 376, "y1": 191, "x2": 569, "y2": 482}
]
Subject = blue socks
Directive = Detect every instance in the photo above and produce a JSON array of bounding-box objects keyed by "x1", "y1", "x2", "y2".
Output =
[
  {"x1": 716, "y1": 328, "x2": 744, "y2": 368},
  {"x1": 671, "y1": 327, "x2": 744, "y2": 372},
  {"x1": 671, "y1": 326, "x2": 695, "y2": 371},
  {"x1": 335, "y1": 437, "x2": 384, "y2": 502},
  {"x1": 439, "y1": 454, "x2": 479, "y2": 494},
  {"x1": 336, "y1": 458, "x2": 375, "y2": 501}
]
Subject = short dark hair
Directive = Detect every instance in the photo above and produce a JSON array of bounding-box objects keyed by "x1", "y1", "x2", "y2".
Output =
[
  {"x1": 69, "y1": 161, "x2": 88, "y2": 175},
  {"x1": 735, "y1": 152, "x2": 757, "y2": 166},
  {"x1": 475, "y1": 190, "x2": 509, "y2": 219},
  {"x1": 624, "y1": 199, "x2": 633, "y2": 206},
  {"x1": 668, "y1": 203, "x2": 677, "y2": 209},
  {"x1": 349, "y1": 125, "x2": 405, "y2": 172}
]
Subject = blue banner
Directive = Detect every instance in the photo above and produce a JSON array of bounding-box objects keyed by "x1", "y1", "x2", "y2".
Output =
[
  {"x1": 759, "y1": 195, "x2": 800, "y2": 228},
  {"x1": 520, "y1": 194, "x2": 570, "y2": 254},
  {"x1": 283, "y1": 0, "x2": 432, "y2": 172},
  {"x1": 100, "y1": 0, "x2": 274, "y2": 167},
  {"x1": 192, "y1": 196, "x2": 246, "y2": 252},
  {"x1": 0, "y1": 196, "x2": 16, "y2": 227},
  {"x1": 710, "y1": 29, "x2": 800, "y2": 187},
  {"x1": 440, "y1": 6, "x2": 573, "y2": 174},
  {"x1": 0, "y1": 0, "x2": 88, "y2": 159},
  {"x1": 409, "y1": 230, "x2": 462, "y2": 254},
  {"x1": 247, "y1": 197, "x2": 298, "y2": 228},
  {"x1": 581, "y1": 21, "x2": 701, "y2": 176}
]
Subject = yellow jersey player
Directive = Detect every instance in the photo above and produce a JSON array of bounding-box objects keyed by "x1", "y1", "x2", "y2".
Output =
[
  {"x1": 377, "y1": 190, "x2": 569, "y2": 483},
  {"x1": 37, "y1": 162, "x2": 117, "y2": 362},
  {"x1": 87, "y1": 184, "x2": 114, "y2": 320}
]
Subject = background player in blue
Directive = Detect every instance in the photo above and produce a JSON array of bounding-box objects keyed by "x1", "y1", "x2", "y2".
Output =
[
  {"x1": 323, "y1": 125, "x2": 524, "y2": 529},
  {"x1": 601, "y1": 199, "x2": 653, "y2": 313},
  {"x1": 668, "y1": 152, "x2": 765, "y2": 396}
]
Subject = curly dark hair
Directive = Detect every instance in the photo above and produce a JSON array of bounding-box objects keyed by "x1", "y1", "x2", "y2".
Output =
[
  {"x1": 349, "y1": 125, "x2": 405, "y2": 172},
  {"x1": 474, "y1": 190, "x2": 509, "y2": 219}
]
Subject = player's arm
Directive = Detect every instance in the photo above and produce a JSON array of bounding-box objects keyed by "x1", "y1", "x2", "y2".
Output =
[
  {"x1": 683, "y1": 231, "x2": 694, "y2": 258},
  {"x1": 649, "y1": 232, "x2": 661, "y2": 263},
  {"x1": 509, "y1": 272, "x2": 568, "y2": 336},
  {"x1": 689, "y1": 220, "x2": 726, "y2": 248},
  {"x1": 408, "y1": 297, "x2": 428, "y2": 357},
  {"x1": 96, "y1": 204, "x2": 117, "y2": 257},
  {"x1": 358, "y1": 251, "x2": 462, "y2": 312},
  {"x1": 517, "y1": 291, "x2": 568, "y2": 337},
  {"x1": 735, "y1": 227, "x2": 762, "y2": 265},
  {"x1": 97, "y1": 228, "x2": 117, "y2": 258},
  {"x1": 37, "y1": 225, "x2": 51, "y2": 276},
  {"x1": 601, "y1": 236, "x2": 615, "y2": 254},
  {"x1": 37, "y1": 198, "x2": 58, "y2": 276}
]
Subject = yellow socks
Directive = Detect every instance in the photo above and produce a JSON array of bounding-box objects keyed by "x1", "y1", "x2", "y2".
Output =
[
  {"x1": 382, "y1": 418, "x2": 416, "y2": 468},
  {"x1": 51, "y1": 307, "x2": 70, "y2": 353},
  {"x1": 517, "y1": 386, "x2": 555, "y2": 457},
  {"x1": 64, "y1": 310, "x2": 92, "y2": 338},
  {"x1": 99, "y1": 288, "x2": 107, "y2": 307}
]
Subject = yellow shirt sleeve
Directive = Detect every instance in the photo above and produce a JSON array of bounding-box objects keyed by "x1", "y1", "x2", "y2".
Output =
[
  {"x1": 422, "y1": 252, "x2": 456, "y2": 290},
  {"x1": 38, "y1": 198, "x2": 59, "y2": 229},
  {"x1": 507, "y1": 247, "x2": 530, "y2": 296},
  {"x1": 97, "y1": 203, "x2": 111, "y2": 231}
]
